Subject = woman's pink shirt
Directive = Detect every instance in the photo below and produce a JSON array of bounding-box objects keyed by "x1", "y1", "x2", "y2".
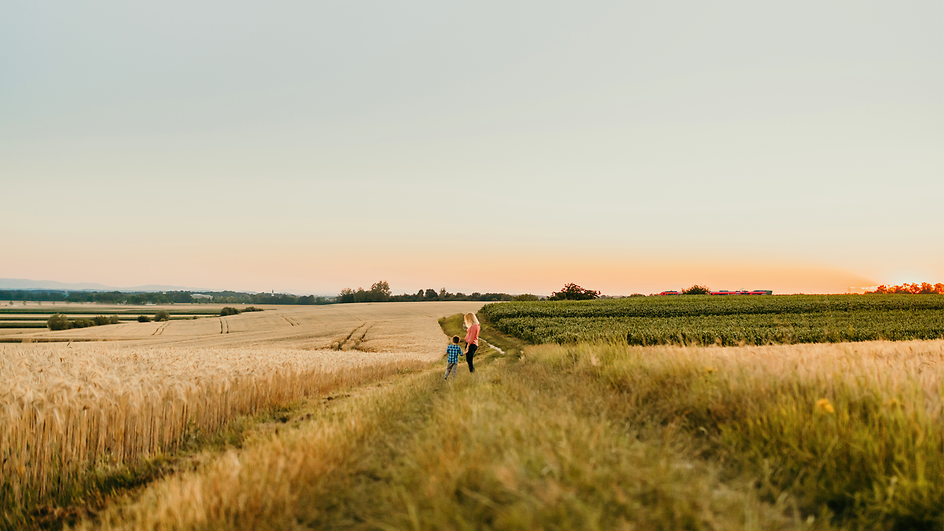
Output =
[{"x1": 464, "y1": 324, "x2": 480, "y2": 346}]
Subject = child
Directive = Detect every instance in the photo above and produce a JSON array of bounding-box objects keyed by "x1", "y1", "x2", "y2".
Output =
[{"x1": 444, "y1": 336, "x2": 462, "y2": 380}]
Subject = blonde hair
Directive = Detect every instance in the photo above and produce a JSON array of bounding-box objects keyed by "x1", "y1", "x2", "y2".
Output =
[{"x1": 464, "y1": 313, "x2": 479, "y2": 328}]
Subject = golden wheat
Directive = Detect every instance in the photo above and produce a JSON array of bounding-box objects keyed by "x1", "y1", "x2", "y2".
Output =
[
  {"x1": 3, "y1": 301, "x2": 484, "y2": 349},
  {"x1": 0, "y1": 302, "x2": 483, "y2": 514}
]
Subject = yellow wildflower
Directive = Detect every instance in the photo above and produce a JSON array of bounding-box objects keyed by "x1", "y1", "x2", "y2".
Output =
[{"x1": 815, "y1": 398, "x2": 834, "y2": 414}]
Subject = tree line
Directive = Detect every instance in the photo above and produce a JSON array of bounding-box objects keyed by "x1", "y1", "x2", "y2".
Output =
[
  {"x1": 336, "y1": 281, "x2": 517, "y2": 303},
  {"x1": 6, "y1": 281, "x2": 640, "y2": 307},
  {"x1": 0, "y1": 290, "x2": 331, "y2": 305},
  {"x1": 867, "y1": 282, "x2": 944, "y2": 295}
]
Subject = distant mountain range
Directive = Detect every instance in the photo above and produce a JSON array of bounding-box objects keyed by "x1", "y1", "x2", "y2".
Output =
[{"x1": 0, "y1": 278, "x2": 213, "y2": 293}]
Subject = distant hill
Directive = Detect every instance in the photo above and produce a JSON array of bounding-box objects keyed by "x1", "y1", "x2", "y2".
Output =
[{"x1": 0, "y1": 278, "x2": 210, "y2": 293}]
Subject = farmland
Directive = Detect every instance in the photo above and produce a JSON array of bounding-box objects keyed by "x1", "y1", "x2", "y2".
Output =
[
  {"x1": 65, "y1": 322, "x2": 944, "y2": 531},
  {"x1": 5, "y1": 297, "x2": 944, "y2": 530},
  {"x1": 0, "y1": 302, "x2": 223, "y2": 333},
  {"x1": 0, "y1": 301, "x2": 486, "y2": 350},
  {"x1": 0, "y1": 301, "x2": 483, "y2": 529},
  {"x1": 480, "y1": 294, "x2": 944, "y2": 345}
]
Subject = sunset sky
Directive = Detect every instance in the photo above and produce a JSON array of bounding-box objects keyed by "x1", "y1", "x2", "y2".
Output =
[{"x1": 2, "y1": 2, "x2": 941, "y2": 296}]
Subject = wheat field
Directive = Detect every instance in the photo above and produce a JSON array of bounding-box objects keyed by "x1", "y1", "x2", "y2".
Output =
[
  {"x1": 1, "y1": 302, "x2": 482, "y2": 350},
  {"x1": 0, "y1": 302, "x2": 483, "y2": 523},
  {"x1": 67, "y1": 337, "x2": 944, "y2": 530}
]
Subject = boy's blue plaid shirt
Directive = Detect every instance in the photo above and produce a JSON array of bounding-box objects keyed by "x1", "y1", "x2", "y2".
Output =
[{"x1": 446, "y1": 344, "x2": 461, "y2": 363}]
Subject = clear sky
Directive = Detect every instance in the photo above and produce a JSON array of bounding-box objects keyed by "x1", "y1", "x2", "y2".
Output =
[{"x1": 2, "y1": 1, "x2": 941, "y2": 296}]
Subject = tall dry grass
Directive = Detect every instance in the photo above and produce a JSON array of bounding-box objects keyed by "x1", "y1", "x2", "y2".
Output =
[
  {"x1": 65, "y1": 327, "x2": 944, "y2": 530},
  {"x1": 76, "y1": 341, "x2": 803, "y2": 531},
  {"x1": 533, "y1": 339, "x2": 944, "y2": 527},
  {"x1": 0, "y1": 343, "x2": 425, "y2": 525}
]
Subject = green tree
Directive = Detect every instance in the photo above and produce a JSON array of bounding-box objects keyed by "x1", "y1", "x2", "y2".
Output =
[
  {"x1": 154, "y1": 310, "x2": 171, "y2": 322},
  {"x1": 338, "y1": 288, "x2": 355, "y2": 303},
  {"x1": 549, "y1": 283, "x2": 600, "y2": 301},
  {"x1": 682, "y1": 285, "x2": 711, "y2": 295},
  {"x1": 47, "y1": 314, "x2": 71, "y2": 331},
  {"x1": 369, "y1": 281, "x2": 391, "y2": 302},
  {"x1": 353, "y1": 288, "x2": 368, "y2": 303}
]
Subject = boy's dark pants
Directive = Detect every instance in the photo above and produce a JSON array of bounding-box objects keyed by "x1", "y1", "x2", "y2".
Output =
[{"x1": 466, "y1": 343, "x2": 478, "y2": 372}]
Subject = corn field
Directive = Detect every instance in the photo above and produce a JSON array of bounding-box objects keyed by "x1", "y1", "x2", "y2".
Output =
[{"x1": 482, "y1": 294, "x2": 944, "y2": 345}]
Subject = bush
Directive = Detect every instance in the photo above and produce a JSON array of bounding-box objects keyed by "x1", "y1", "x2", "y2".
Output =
[
  {"x1": 47, "y1": 314, "x2": 72, "y2": 331},
  {"x1": 242, "y1": 306, "x2": 264, "y2": 312},
  {"x1": 154, "y1": 310, "x2": 170, "y2": 322},
  {"x1": 513, "y1": 294, "x2": 540, "y2": 301},
  {"x1": 92, "y1": 315, "x2": 114, "y2": 326},
  {"x1": 682, "y1": 285, "x2": 711, "y2": 295},
  {"x1": 71, "y1": 318, "x2": 94, "y2": 329},
  {"x1": 220, "y1": 307, "x2": 240, "y2": 317},
  {"x1": 138, "y1": 315, "x2": 152, "y2": 323}
]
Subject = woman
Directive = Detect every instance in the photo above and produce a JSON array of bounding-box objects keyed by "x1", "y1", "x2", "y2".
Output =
[{"x1": 463, "y1": 312, "x2": 480, "y2": 373}]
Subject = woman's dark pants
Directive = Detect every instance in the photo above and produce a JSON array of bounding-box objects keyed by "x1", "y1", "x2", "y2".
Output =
[{"x1": 466, "y1": 343, "x2": 478, "y2": 372}]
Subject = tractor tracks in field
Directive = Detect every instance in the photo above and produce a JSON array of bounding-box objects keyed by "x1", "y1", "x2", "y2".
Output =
[
  {"x1": 152, "y1": 322, "x2": 171, "y2": 336},
  {"x1": 219, "y1": 318, "x2": 230, "y2": 334},
  {"x1": 332, "y1": 322, "x2": 374, "y2": 351},
  {"x1": 283, "y1": 316, "x2": 300, "y2": 327}
]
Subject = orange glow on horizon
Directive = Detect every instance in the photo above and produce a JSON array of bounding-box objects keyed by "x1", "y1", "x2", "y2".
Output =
[{"x1": 0, "y1": 243, "x2": 884, "y2": 296}]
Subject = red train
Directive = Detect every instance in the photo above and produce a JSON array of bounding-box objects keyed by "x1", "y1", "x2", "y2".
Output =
[{"x1": 656, "y1": 290, "x2": 773, "y2": 296}]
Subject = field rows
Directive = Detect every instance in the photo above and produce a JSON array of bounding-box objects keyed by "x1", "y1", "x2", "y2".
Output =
[
  {"x1": 0, "y1": 315, "x2": 206, "y2": 322},
  {"x1": 0, "y1": 304, "x2": 225, "y2": 334},
  {"x1": 482, "y1": 295, "x2": 944, "y2": 345},
  {"x1": 0, "y1": 308, "x2": 220, "y2": 316}
]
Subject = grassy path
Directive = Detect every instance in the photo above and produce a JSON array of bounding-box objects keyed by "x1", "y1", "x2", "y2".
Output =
[{"x1": 75, "y1": 317, "x2": 802, "y2": 530}]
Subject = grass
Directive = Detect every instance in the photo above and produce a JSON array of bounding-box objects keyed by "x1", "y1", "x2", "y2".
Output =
[
  {"x1": 73, "y1": 316, "x2": 811, "y2": 530},
  {"x1": 22, "y1": 310, "x2": 942, "y2": 530},
  {"x1": 531, "y1": 341, "x2": 944, "y2": 529},
  {"x1": 439, "y1": 312, "x2": 529, "y2": 359}
]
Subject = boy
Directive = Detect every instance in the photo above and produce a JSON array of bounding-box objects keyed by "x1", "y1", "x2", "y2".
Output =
[{"x1": 445, "y1": 336, "x2": 462, "y2": 380}]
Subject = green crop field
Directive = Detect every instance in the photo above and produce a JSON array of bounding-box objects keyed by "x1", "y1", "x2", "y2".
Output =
[
  {"x1": 0, "y1": 322, "x2": 47, "y2": 329},
  {"x1": 481, "y1": 294, "x2": 944, "y2": 345},
  {"x1": 0, "y1": 304, "x2": 235, "y2": 336},
  {"x1": 0, "y1": 308, "x2": 220, "y2": 316}
]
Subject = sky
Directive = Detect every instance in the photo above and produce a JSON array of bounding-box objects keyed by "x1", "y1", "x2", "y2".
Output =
[{"x1": 1, "y1": 1, "x2": 941, "y2": 296}]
